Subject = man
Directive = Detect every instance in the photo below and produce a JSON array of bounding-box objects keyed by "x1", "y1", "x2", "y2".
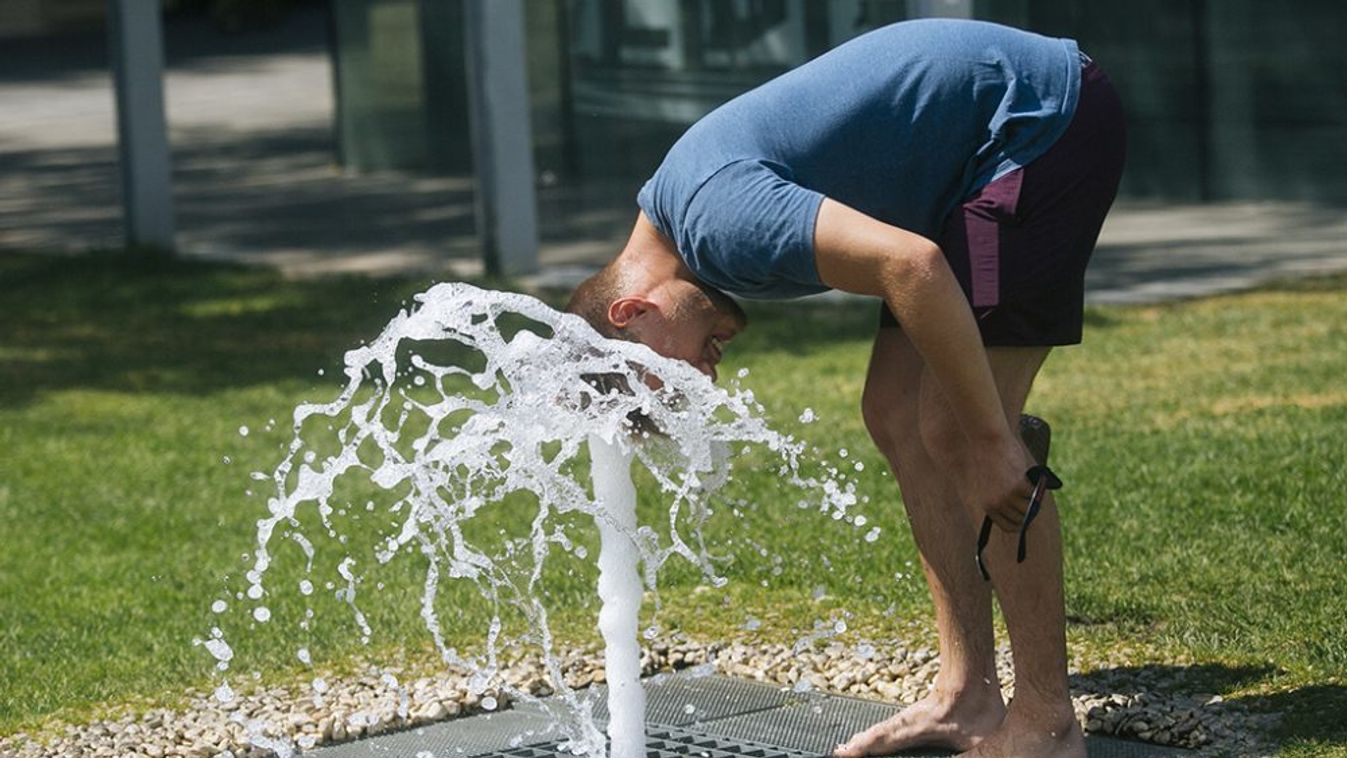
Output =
[{"x1": 567, "y1": 18, "x2": 1125, "y2": 758}]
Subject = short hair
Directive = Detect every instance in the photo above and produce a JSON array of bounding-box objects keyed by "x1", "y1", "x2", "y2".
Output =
[
  {"x1": 566, "y1": 259, "x2": 660, "y2": 435},
  {"x1": 565, "y1": 259, "x2": 632, "y2": 341}
]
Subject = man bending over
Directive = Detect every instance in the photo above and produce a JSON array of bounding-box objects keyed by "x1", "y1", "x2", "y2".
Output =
[{"x1": 566, "y1": 18, "x2": 1126, "y2": 758}]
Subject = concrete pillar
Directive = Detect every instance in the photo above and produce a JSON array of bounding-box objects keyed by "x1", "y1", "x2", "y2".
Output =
[
  {"x1": 463, "y1": 0, "x2": 539, "y2": 277},
  {"x1": 107, "y1": 0, "x2": 175, "y2": 251}
]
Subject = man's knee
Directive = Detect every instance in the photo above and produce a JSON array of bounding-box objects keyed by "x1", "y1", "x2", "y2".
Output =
[{"x1": 861, "y1": 378, "x2": 919, "y2": 460}]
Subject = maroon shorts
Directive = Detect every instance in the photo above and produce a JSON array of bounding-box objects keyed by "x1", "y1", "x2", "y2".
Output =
[{"x1": 880, "y1": 60, "x2": 1128, "y2": 346}]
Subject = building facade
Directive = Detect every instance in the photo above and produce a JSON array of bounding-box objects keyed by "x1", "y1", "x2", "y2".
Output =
[{"x1": 331, "y1": 0, "x2": 1347, "y2": 207}]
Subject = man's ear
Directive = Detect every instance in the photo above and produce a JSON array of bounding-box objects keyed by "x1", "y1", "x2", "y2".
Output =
[{"x1": 608, "y1": 296, "x2": 659, "y2": 329}]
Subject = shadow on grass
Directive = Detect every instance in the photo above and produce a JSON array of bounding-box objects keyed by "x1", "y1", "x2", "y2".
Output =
[
  {"x1": 1071, "y1": 663, "x2": 1347, "y2": 750},
  {"x1": 0, "y1": 252, "x2": 883, "y2": 407},
  {"x1": 0, "y1": 251, "x2": 439, "y2": 407},
  {"x1": 1254, "y1": 683, "x2": 1347, "y2": 752}
]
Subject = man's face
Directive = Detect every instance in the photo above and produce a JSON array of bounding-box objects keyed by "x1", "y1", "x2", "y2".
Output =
[{"x1": 628, "y1": 278, "x2": 748, "y2": 382}]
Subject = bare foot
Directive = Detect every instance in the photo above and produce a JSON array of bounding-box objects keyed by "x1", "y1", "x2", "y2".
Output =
[
  {"x1": 956, "y1": 708, "x2": 1085, "y2": 758},
  {"x1": 833, "y1": 687, "x2": 1006, "y2": 758}
]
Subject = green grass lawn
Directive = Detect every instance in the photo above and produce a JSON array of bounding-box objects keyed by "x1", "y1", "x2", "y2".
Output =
[{"x1": 1, "y1": 251, "x2": 1344, "y2": 755}]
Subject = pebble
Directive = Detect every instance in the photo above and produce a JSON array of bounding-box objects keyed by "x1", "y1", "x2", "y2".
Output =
[{"x1": 0, "y1": 638, "x2": 1277, "y2": 757}]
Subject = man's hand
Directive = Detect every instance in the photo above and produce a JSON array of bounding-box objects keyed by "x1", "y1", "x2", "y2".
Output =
[{"x1": 967, "y1": 433, "x2": 1036, "y2": 531}]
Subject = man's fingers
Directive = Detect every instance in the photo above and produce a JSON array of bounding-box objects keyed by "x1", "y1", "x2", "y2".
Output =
[{"x1": 984, "y1": 472, "x2": 1038, "y2": 532}]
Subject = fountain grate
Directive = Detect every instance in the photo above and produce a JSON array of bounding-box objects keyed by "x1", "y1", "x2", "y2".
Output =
[
  {"x1": 489, "y1": 726, "x2": 815, "y2": 758},
  {"x1": 307, "y1": 674, "x2": 1195, "y2": 758}
]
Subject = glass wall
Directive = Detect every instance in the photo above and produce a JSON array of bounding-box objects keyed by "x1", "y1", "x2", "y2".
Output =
[
  {"x1": 327, "y1": 0, "x2": 1347, "y2": 261},
  {"x1": 533, "y1": 1, "x2": 913, "y2": 253},
  {"x1": 977, "y1": 0, "x2": 1347, "y2": 203},
  {"x1": 558, "y1": 0, "x2": 907, "y2": 183}
]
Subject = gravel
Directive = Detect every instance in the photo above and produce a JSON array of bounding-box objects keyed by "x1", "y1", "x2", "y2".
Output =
[{"x1": 0, "y1": 638, "x2": 1279, "y2": 757}]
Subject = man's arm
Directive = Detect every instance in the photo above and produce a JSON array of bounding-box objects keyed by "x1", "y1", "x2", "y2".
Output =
[{"x1": 812, "y1": 197, "x2": 1032, "y2": 530}]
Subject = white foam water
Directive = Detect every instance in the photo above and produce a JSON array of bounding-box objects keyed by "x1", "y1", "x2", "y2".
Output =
[
  {"x1": 210, "y1": 282, "x2": 859, "y2": 757},
  {"x1": 589, "y1": 434, "x2": 646, "y2": 757}
]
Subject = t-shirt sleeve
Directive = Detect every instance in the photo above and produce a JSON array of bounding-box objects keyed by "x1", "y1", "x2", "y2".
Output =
[{"x1": 677, "y1": 159, "x2": 828, "y2": 299}]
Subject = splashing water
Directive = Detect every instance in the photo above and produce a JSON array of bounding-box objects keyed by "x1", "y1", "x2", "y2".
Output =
[{"x1": 212, "y1": 282, "x2": 859, "y2": 757}]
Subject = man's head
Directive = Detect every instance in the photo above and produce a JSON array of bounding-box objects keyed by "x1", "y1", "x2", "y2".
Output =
[{"x1": 566, "y1": 227, "x2": 747, "y2": 381}]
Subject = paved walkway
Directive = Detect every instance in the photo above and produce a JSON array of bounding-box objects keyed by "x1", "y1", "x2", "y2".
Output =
[{"x1": 4, "y1": 8, "x2": 1346, "y2": 303}]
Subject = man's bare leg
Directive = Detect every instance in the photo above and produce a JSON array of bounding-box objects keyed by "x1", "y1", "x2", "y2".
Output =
[
  {"x1": 836, "y1": 328, "x2": 1007, "y2": 757},
  {"x1": 838, "y1": 334, "x2": 1083, "y2": 758},
  {"x1": 921, "y1": 345, "x2": 1082, "y2": 758},
  {"x1": 955, "y1": 460, "x2": 1082, "y2": 756}
]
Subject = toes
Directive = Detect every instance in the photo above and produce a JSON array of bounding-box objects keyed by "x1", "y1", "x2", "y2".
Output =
[
  {"x1": 833, "y1": 733, "x2": 865, "y2": 758},
  {"x1": 833, "y1": 728, "x2": 878, "y2": 758}
]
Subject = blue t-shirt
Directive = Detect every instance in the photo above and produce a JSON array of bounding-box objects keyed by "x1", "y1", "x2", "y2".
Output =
[{"x1": 636, "y1": 19, "x2": 1081, "y2": 300}]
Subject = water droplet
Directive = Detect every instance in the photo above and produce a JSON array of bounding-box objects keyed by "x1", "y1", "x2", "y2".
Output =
[
  {"x1": 573, "y1": 546, "x2": 587, "y2": 559},
  {"x1": 204, "y1": 636, "x2": 233, "y2": 663},
  {"x1": 864, "y1": 527, "x2": 881, "y2": 543},
  {"x1": 736, "y1": 368, "x2": 749, "y2": 378},
  {"x1": 214, "y1": 681, "x2": 235, "y2": 703},
  {"x1": 833, "y1": 619, "x2": 847, "y2": 634},
  {"x1": 643, "y1": 626, "x2": 658, "y2": 640},
  {"x1": 798, "y1": 408, "x2": 816, "y2": 423},
  {"x1": 238, "y1": 426, "x2": 249, "y2": 437},
  {"x1": 743, "y1": 616, "x2": 762, "y2": 631},
  {"x1": 211, "y1": 600, "x2": 228, "y2": 614},
  {"x1": 297, "y1": 647, "x2": 311, "y2": 664},
  {"x1": 312, "y1": 677, "x2": 328, "y2": 694},
  {"x1": 854, "y1": 461, "x2": 865, "y2": 472},
  {"x1": 481, "y1": 696, "x2": 498, "y2": 711},
  {"x1": 246, "y1": 584, "x2": 263, "y2": 600},
  {"x1": 683, "y1": 703, "x2": 696, "y2": 715},
  {"x1": 298, "y1": 579, "x2": 314, "y2": 595},
  {"x1": 838, "y1": 448, "x2": 849, "y2": 458},
  {"x1": 222, "y1": 456, "x2": 232, "y2": 465},
  {"x1": 853, "y1": 514, "x2": 868, "y2": 528},
  {"x1": 253, "y1": 606, "x2": 271, "y2": 623}
]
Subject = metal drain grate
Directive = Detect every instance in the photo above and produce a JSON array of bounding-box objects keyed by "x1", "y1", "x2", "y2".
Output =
[
  {"x1": 477, "y1": 725, "x2": 815, "y2": 758},
  {"x1": 571, "y1": 674, "x2": 817, "y2": 727},
  {"x1": 699, "y1": 696, "x2": 911, "y2": 756},
  {"x1": 307, "y1": 674, "x2": 1196, "y2": 758}
]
